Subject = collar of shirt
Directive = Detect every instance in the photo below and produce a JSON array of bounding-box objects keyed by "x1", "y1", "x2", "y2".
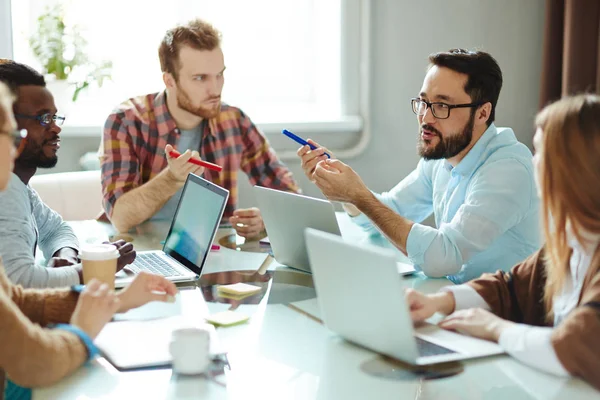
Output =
[
  {"x1": 567, "y1": 223, "x2": 600, "y2": 255},
  {"x1": 444, "y1": 123, "x2": 498, "y2": 177},
  {"x1": 566, "y1": 225, "x2": 600, "y2": 285},
  {"x1": 9, "y1": 172, "x2": 26, "y2": 190},
  {"x1": 154, "y1": 90, "x2": 219, "y2": 138}
]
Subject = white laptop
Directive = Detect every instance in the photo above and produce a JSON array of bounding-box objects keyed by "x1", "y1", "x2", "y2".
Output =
[
  {"x1": 254, "y1": 186, "x2": 341, "y2": 272},
  {"x1": 305, "y1": 228, "x2": 504, "y2": 365},
  {"x1": 116, "y1": 173, "x2": 229, "y2": 288}
]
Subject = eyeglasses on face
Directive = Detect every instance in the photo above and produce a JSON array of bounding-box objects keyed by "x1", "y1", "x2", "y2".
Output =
[
  {"x1": 14, "y1": 113, "x2": 66, "y2": 127},
  {"x1": 411, "y1": 98, "x2": 482, "y2": 120}
]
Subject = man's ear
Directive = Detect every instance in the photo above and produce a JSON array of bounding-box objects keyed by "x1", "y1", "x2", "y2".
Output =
[
  {"x1": 163, "y1": 72, "x2": 176, "y2": 89},
  {"x1": 475, "y1": 102, "x2": 492, "y2": 127}
]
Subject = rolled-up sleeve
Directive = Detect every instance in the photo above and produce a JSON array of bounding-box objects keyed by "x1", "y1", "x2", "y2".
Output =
[
  {"x1": 100, "y1": 111, "x2": 142, "y2": 218},
  {"x1": 406, "y1": 159, "x2": 533, "y2": 277},
  {"x1": 352, "y1": 159, "x2": 434, "y2": 235}
]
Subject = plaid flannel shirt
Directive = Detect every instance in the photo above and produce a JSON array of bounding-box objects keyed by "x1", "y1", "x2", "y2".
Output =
[{"x1": 100, "y1": 91, "x2": 299, "y2": 220}]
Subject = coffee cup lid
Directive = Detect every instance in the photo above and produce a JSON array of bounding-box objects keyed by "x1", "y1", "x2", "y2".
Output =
[{"x1": 80, "y1": 244, "x2": 120, "y2": 261}]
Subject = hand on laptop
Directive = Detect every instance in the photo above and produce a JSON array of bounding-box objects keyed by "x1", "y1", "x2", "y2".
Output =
[
  {"x1": 439, "y1": 308, "x2": 517, "y2": 342},
  {"x1": 70, "y1": 279, "x2": 121, "y2": 340},
  {"x1": 297, "y1": 139, "x2": 334, "y2": 182},
  {"x1": 406, "y1": 289, "x2": 516, "y2": 342},
  {"x1": 165, "y1": 144, "x2": 205, "y2": 182},
  {"x1": 116, "y1": 271, "x2": 178, "y2": 313},
  {"x1": 103, "y1": 240, "x2": 136, "y2": 272},
  {"x1": 229, "y1": 207, "x2": 266, "y2": 239}
]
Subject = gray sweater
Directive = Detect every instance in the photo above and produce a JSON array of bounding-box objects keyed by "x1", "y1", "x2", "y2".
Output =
[{"x1": 0, "y1": 173, "x2": 80, "y2": 288}]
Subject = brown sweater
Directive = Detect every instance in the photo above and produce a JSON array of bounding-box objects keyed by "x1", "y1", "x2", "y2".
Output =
[
  {"x1": 0, "y1": 262, "x2": 87, "y2": 397},
  {"x1": 468, "y1": 247, "x2": 600, "y2": 390}
]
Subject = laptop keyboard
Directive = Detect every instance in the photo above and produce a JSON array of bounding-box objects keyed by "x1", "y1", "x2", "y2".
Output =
[
  {"x1": 128, "y1": 253, "x2": 182, "y2": 277},
  {"x1": 415, "y1": 337, "x2": 457, "y2": 357}
]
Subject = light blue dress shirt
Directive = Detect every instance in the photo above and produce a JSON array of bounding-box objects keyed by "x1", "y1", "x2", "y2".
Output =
[{"x1": 353, "y1": 124, "x2": 541, "y2": 284}]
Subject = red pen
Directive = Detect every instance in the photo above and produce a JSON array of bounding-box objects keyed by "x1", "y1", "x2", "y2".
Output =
[
  {"x1": 169, "y1": 150, "x2": 223, "y2": 172},
  {"x1": 211, "y1": 244, "x2": 221, "y2": 251}
]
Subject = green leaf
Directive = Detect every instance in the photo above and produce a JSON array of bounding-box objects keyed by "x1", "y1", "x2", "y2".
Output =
[
  {"x1": 72, "y1": 81, "x2": 89, "y2": 102},
  {"x1": 28, "y1": 3, "x2": 112, "y2": 98}
]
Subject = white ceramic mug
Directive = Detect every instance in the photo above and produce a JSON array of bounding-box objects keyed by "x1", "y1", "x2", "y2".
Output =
[{"x1": 169, "y1": 326, "x2": 211, "y2": 375}]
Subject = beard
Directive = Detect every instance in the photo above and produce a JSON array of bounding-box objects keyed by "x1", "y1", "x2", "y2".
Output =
[
  {"x1": 417, "y1": 111, "x2": 476, "y2": 160},
  {"x1": 16, "y1": 138, "x2": 58, "y2": 169},
  {"x1": 176, "y1": 82, "x2": 221, "y2": 119}
]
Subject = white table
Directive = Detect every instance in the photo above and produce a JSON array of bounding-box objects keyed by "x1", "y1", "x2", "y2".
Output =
[{"x1": 33, "y1": 214, "x2": 599, "y2": 399}]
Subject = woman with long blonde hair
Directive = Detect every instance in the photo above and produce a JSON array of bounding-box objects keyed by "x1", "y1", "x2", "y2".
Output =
[{"x1": 406, "y1": 93, "x2": 600, "y2": 389}]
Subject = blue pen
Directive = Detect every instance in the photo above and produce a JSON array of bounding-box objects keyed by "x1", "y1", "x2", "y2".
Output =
[{"x1": 282, "y1": 129, "x2": 331, "y2": 158}]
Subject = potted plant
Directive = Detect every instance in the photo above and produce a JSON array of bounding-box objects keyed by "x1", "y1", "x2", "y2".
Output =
[{"x1": 28, "y1": 4, "x2": 111, "y2": 110}]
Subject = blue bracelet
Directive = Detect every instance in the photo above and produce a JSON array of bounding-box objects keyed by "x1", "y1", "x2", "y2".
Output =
[
  {"x1": 70, "y1": 284, "x2": 85, "y2": 294},
  {"x1": 52, "y1": 324, "x2": 99, "y2": 360}
]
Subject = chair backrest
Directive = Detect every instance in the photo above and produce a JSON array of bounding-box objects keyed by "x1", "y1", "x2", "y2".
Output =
[{"x1": 29, "y1": 170, "x2": 103, "y2": 221}]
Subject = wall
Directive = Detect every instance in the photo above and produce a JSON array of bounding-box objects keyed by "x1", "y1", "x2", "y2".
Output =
[{"x1": 42, "y1": 0, "x2": 546, "y2": 209}]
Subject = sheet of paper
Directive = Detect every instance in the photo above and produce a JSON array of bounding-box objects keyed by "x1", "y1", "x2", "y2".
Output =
[
  {"x1": 204, "y1": 250, "x2": 270, "y2": 273},
  {"x1": 113, "y1": 293, "x2": 183, "y2": 321},
  {"x1": 397, "y1": 261, "x2": 416, "y2": 275},
  {"x1": 205, "y1": 310, "x2": 249, "y2": 327},
  {"x1": 259, "y1": 236, "x2": 270, "y2": 244}
]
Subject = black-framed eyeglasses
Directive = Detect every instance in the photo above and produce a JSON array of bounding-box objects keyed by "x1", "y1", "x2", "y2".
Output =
[
  {"x1": 411, "y1": 98, "x2": 482, "y2": 120},
  {"x1": 14, "y1": 113, "x2": 66, "y2": 127},
  {"x1": 0, "y1": 128, "x2": 28, "y2": 149}
]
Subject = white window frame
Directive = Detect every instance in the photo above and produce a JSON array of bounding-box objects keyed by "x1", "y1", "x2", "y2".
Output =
[
  {"x1": 0, "y1": 0, "x2": 371, "y2": 160},
  {"x1": 0, "y1": 0, "x2": 13, "y2": 59}
]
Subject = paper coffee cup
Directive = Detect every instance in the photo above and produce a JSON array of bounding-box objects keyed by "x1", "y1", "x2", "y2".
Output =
[{"x1": 80, "y1": 244, "x2": 119, "y2": 290}]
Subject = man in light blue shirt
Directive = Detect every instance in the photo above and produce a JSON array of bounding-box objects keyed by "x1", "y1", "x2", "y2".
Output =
[{"x1": 297, "y1": 49, "x2": 540, "y2": 283}]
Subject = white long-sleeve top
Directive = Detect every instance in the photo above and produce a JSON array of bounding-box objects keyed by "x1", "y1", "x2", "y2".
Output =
[{"x1": 445, "y1": 235, "x2": 599, "y2": 377}]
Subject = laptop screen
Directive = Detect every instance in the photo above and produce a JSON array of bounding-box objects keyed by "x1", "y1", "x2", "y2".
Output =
[{"x1": 163, "y1": 173, "x2": 229, "y2": 275}]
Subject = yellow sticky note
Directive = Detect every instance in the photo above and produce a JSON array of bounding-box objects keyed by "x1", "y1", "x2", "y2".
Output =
[
  {"x1": 217, "y1": 291, "x2": 255, "y2": 301},
  {"x1": 205, "y1": 310, "x2": 249, "y2": 327},
  {"x1": 217, "y1": 283, "x2": 262, "y2": 296}
]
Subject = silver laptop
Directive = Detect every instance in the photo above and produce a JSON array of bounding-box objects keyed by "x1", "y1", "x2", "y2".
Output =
[
  {"x1": 254, "y1": 186, "x2": 341, "y2": 272},
  {"x1": 116, "y1": 174, "x2": 229, "y2": 288},
  {"x1": 305, "y1": 228, "x2": 504, "y2": 365}
]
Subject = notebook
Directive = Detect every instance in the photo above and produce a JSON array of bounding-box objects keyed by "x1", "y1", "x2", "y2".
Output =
[
  {"x1": 96, "y1": 290, "x2": 223, "y2": 370},
  {"x1": 96, "y1": 316, "x2": 224, "y2": 370}
]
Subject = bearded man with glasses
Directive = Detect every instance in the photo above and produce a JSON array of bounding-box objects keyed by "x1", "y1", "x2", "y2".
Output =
[
  {"x1": 297, "y1": 49, "x2": 540, "y2": 283},
  {"x1": 0, "y1": 60, "x2": 136, "y2": 288}
]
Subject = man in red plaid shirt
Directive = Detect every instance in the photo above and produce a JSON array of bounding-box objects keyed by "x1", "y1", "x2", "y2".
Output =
[{"x1": 100, "y1": 19, "x2": 299, "y2": 237}]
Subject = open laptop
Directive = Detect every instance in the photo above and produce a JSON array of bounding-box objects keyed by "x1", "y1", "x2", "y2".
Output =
[
  {"x1": 254, "y1": 186, "x2": 341, "y2": 272},
  {"x1": 254, "y1": 186, "x2": 415, "y2": 275},
  {"x1": 116, "y1": 173, "x2": 229, "y2": 288},
  {"x1": 305, "y1": 228, "x2": 504, "y2": 365}
]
